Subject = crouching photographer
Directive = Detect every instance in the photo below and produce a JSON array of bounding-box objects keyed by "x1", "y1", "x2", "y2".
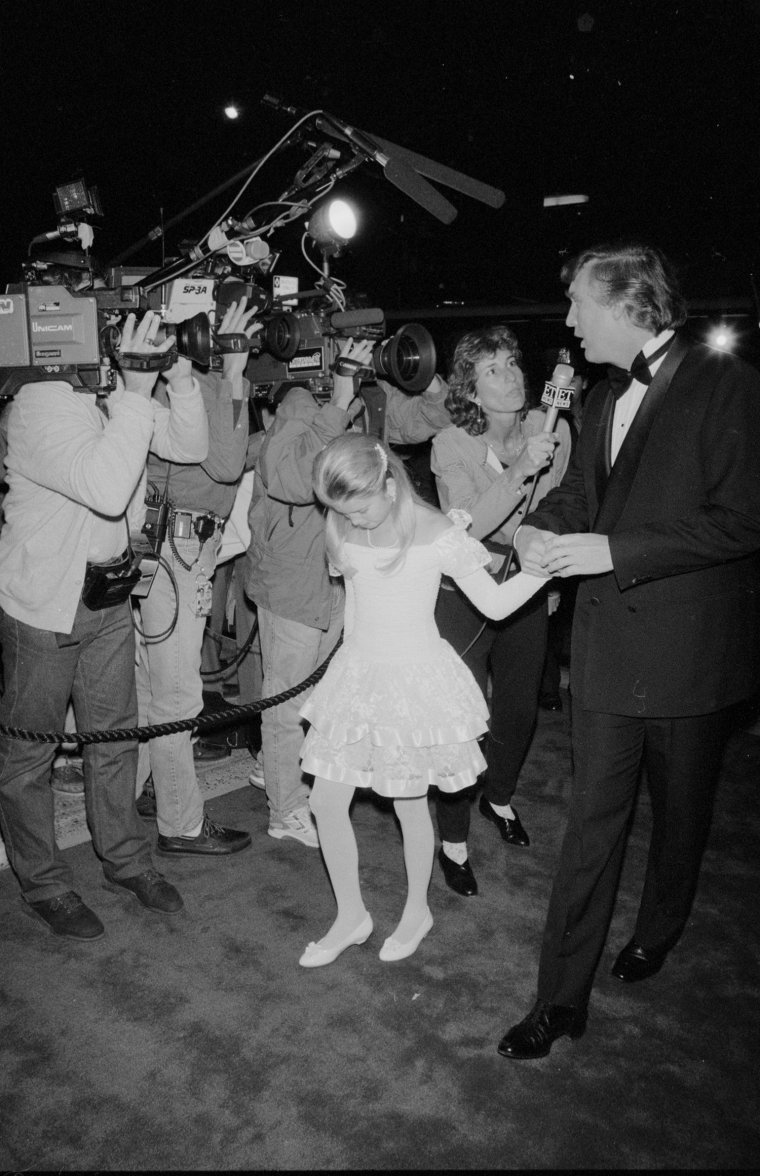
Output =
[
  {"x1": 0, "y1": 310, "x2": 208, "y2": 940},
  {"x1": 133, "y1": 295, "x2": 260, "y2": 857}
]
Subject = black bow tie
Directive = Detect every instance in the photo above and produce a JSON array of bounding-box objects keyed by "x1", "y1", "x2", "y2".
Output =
[{"x1": 607, "y1": 338, "x2": 673, "y2": 398}]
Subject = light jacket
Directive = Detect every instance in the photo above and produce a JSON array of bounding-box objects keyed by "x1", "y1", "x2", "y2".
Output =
[{"x1": 246, "y1": 379, "x2": 451, "y2": 629}]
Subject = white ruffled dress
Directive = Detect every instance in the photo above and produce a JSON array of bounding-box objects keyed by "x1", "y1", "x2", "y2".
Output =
[{"x1": 299, "y1": 521, "x2": 493, "y2": 798}]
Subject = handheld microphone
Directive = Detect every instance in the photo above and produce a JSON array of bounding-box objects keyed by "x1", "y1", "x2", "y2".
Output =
[{"x1": 541, "y1": 348, "x2": 575, "y2": 431}]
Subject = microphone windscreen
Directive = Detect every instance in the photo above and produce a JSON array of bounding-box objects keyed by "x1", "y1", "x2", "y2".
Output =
[{"x1": 330, "y1": 308, "x2": 385, "y2": 329}]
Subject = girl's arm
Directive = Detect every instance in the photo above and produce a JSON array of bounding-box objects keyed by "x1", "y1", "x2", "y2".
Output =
[{"x1": 451, "y1": 565, "x2": 549, "y2": 621}]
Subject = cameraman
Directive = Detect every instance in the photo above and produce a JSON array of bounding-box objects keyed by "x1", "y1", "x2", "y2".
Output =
[
  {"x1": 245, "y1": 338, "x2": 451, "y2": 848},
  {"x1": 0, "y1": 310, "x2": 208, "y2": 940},
  {"x1": 133, "y1": 296, "x2": 259, "y2": 857}
]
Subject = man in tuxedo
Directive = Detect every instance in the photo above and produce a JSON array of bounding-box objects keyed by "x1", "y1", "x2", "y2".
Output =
[{"x1": 497, "y1": 241, "x2": 760, "y2": 1060}]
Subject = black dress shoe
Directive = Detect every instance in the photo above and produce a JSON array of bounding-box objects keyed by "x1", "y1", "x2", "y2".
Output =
[
  {"x1": 28, "y1": 891, "x2": 105, "y2": 940},
  {"x1": 157, "y1": 813, "x2": 251, "y2": 856},
  {"x1": 611, "y1": 938, "x2": 668, "y2": 982},
  {"x1": 539, "y1": 693, "x2": 563, "y2": 712},
  {"x1": 478, "y1": 794, "x2": 530, "y2": 847},
  {"x1": 497, "y1": 999, "x2": 587, "y2": 1060},
  {"x1": 104, "y1": 868, "x2": 184, "y2": 913},
  {"x1": 437, "y1": 847, "x2": 478, "y2": 897}
]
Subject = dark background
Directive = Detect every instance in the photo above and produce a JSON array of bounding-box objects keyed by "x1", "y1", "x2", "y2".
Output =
[{"x1": 2, "y1": 0, "x2": 760, "y2": 372}]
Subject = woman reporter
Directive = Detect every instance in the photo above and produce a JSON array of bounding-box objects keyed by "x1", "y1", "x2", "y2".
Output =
[{"x1": 431, "y1": 325, "x2": 572, "y2": 896}]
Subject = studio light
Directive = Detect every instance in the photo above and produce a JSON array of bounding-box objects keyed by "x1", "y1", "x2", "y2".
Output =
[
  {"x1": 307, "y1": 199, "x2": 358, "y2": 255},
  {"x1": 707, "y1": 322, "x2": 736, "y2": 351}
]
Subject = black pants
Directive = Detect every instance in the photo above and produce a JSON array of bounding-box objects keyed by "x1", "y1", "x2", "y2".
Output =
[
  {"x1": 536, "y1": 704, "x2": 734, "y2": 1008},
  {"x1": 434, "y1": 583, "x2": 548, "y2": 843}
]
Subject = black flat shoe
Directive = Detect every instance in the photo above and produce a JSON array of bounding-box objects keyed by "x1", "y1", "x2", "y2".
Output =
[
  {"x1": 478, "y1": 794, "x2": 530, "y2": 847},
  {"x1": 437, "y1": 848, "x2": 478, "y2": 897},
  {"x1": 611, "y1": 938, "x2": 668, "y2": 982}
]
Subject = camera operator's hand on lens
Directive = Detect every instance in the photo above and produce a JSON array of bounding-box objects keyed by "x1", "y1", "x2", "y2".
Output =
[
  {"x1": 219, "y1": 297, "x2": 263, "y2": 381},
  {"x1": 119, "y1": 312, "x2": 175, "y2": 398},
  {"x1": 332, "y1": 337, "x2": 374, "y2": 411},
  {"x1": 511, "y1": 431, "x2": 559, "y2": 481}
]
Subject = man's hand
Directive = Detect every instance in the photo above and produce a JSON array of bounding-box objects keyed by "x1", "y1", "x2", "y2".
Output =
[
  {"x1": 219, "y1": 297, "x2": 263, "y2": 387},
  {"x1": 543, "y1": 533, "x2": 613, "y2": 577},
  {"x1": 331, "y1": 337, "x2": 374, "y2": 411},
  {"x1": 513, "y1": 525, "x2": 554, "y2": 577},
  {"x1": 118, "y1": 311, "x2": 174, "y2": 398}
]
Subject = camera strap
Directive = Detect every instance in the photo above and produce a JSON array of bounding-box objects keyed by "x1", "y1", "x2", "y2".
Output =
[
  {"x1": 118, "y1": 349, "x2": 175, "y2": 373},
  {"x1": 333, "y1": 355, "x2": 373, "y2": 379},
  {"x1": 214, "y1": 332, "x2": 249, "y2": 354}
]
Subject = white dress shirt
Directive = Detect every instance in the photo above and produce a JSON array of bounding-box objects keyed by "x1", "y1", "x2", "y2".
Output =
[{"x1": 610, "y1": 329, "x2": 675, "y2": 464}]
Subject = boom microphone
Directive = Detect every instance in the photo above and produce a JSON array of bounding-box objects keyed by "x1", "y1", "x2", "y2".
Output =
[{"x1": 330, "y1": 308, "x2": 385, "y2": 330}]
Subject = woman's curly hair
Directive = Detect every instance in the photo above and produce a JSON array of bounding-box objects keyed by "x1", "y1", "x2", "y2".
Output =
[{"x1": 445, "y1": 325, "x2": 524, "y2": 436}]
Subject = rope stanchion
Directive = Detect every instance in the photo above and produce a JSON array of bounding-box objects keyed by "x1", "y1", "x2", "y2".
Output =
[{"x1": 0, "y1": 633, "x2": 343, "y2": 746}]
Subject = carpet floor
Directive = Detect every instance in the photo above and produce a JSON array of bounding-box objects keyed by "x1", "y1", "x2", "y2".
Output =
[{"x1": 1, "y1": 697, "x2": 758, "y2": 1171}]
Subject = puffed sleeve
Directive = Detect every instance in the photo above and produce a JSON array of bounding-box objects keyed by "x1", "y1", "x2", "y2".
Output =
[
  {"x1": 434, "y1": 513, "x2": 492, "y2": 578},
  {"x1": 436, "y1": 510, "x2": 549, "y2": 620}
]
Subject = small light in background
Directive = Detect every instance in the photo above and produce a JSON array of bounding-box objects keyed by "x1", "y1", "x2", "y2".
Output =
[
  {"x1": 224, "y1": 104, "x2": 240, "y2": 120},
  {"x1": 543, "y1": 194, "x2": 590, "y2": 207},
  {"x1": 707, "y1": 323, "x2": 736, "y2": 351}
]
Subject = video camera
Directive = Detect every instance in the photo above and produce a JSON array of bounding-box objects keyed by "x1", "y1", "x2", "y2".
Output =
[
  {"x1": 247, "y1": 291, "x2": 437, "y2": 399},
  {"x1": 0, "y1": 181, "x2": 269, "y2": 399}
]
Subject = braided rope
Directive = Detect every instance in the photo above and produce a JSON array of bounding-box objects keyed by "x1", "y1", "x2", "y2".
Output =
[{"x1": 0, "y1": 634, "x2": 343, "y2": 746}]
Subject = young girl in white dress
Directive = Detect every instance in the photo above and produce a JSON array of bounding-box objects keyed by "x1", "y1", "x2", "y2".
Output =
[{"x1": 298, "y1": 433, "x2": 545, "y2": 967}]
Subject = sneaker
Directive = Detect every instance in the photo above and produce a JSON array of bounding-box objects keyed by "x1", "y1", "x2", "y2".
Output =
[
  {"x1": 248, "y1": 752, "x2": 265, "y2": 790},
  {"x1": 51, "y1": 762, "x2": 85, "y2": 796},
  {"x1": 28, "y1": 891, "x2": 105, "y2": 940},
  {"x1": 268, "y1": 806, "x2": 319, "y2": 849}
]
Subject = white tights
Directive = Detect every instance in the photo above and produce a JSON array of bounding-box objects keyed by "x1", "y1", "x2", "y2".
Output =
[{"x1": 309, "y1": 777, "x2": 434, "y2": 949}]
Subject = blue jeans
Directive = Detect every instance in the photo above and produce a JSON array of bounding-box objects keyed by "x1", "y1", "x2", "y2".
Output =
[
  {"x1": 258, "y1": 586, "x2": 344, "y2": 822},
  {"x1": 135, "y1": 533, "x2": 218, "y2": 837},
  {"x1": 0, "y1": 600, "x2": 153, "y2": 903}
]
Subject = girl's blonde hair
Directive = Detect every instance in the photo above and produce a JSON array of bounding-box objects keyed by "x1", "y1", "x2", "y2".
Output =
[{"x1": 312, "y1": 434, "x2": 417, "y2": 574}]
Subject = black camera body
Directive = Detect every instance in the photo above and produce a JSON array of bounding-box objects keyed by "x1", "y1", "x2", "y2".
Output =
[{"x1": 246, "y1": 302, "x2": 436, "y2": 399}]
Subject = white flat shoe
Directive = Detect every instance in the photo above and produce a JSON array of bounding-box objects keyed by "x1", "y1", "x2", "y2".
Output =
[
  {"x1": 378, "y1": 909, "x2": 434, "y2": 962},
  {"x1": 299, "y1": 913, "x2": 373, "y2": 968}
]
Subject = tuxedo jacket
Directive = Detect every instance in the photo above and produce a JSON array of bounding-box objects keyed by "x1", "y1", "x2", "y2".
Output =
[{"x1": 526, "y1": 333, "x2": 760, "y2": 716}]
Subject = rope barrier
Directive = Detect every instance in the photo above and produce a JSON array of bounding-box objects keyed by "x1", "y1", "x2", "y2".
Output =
[{"x1": 0, "y1": 634, "x2": 343, "y2": 746}]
